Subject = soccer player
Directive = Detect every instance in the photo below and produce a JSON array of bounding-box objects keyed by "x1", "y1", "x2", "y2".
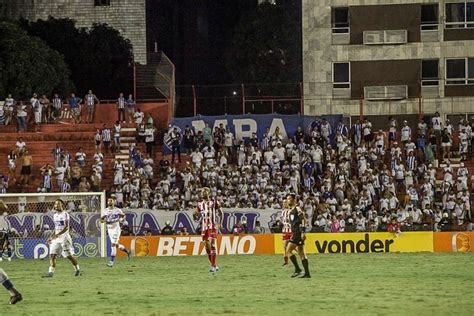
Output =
[
  {"x1": 285, "y1": 194, "x2": 311, "y2": 278},
  {"x1": 194, "y1": 187, "x2": 223, "y2": 273},
  {"x1": 0, "y1": 228, "x2": 13, "y2": 262},
  {"x1": 44, "y1": 199, "x2": 81, "y2": 277},
  {"x1": 281, "y1": 200, "x2": 292, "y2": 266},
  {"x1": 101, "y1": 198, "x2": 131, "y2": 267},
  {"x1": 0, "y1": 268, "x2": 22, "y2": 304}
]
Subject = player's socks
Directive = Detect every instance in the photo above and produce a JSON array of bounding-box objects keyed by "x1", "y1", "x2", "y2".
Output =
[
  {"x1": 283, "y1": 256, "x2": 288, "y2": 265},
  {"x1": 210, "y1": 249, "x2": 217, "y2": 267},
  {"x1": 2, "y1": 279, "x2": 16, "y2": 296},
  {"x1": 301, "y1": 259, "x2": 311, "y2": 278},
  {"x1": 289, "y1": 255, "x2": 301, "y2": 273},
  {"x1": 48, "y1": 267, "x2": 55, "y2": 274},
  {"x1": 118, "y1": 244, "x2": 131, "y2": 259}
]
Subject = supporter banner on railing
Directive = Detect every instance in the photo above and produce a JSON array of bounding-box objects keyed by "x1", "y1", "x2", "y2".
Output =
[
  {"x1": 274, "y1": 232, "x2": 434, "y2": 254},
  {"x1": 118, "y1": 234, "x2": 274, "y2": 257},
  {"x1": 164, "y1": 113, "x2": 342, "y2": 153},
  {"x1": 0, "y1": 208, "x2": 281, "y2": 237},
  {"x1": 433, "y1": 232, "x2": 474, "y2": 253},
  {"x1": 8, "y1": 237, "x2": 100, "y2": 259}
]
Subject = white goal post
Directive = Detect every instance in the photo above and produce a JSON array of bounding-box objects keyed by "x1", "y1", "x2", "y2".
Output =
[{"x1": 0, "y1": 192, "x2": 107, "y2": 258}]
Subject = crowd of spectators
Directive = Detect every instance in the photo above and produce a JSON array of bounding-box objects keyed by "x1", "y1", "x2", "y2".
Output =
[
  {"x1": 2, "y1": 90, "x2": 474, "y2": 233},
  {"x1": 0, "y1": 91, "x2": 137, "y2": 131},
  {"x1": 105, "y1": 113, "x2": 473, "y2": 233}
]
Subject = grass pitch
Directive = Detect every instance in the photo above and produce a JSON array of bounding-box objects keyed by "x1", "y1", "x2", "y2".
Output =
[{"x1": 2, "y1": 253, "x2": 473, "y2": 315}]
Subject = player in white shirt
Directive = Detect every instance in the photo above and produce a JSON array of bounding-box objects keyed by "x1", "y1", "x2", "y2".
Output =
[
  {"x1": 101, "y1": 198, "x2": 130, "y2": 267},
  {"x1": 44, "y1": 199, "x2": 81, "y2": 277},
  {"x1": 0, "y1": 268, "x2": 22, "y2": 304}
]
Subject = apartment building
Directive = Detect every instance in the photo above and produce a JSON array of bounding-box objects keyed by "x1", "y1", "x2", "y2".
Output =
[{"x1": 302, "y1": 0, "x2": 474, "y2": 122}]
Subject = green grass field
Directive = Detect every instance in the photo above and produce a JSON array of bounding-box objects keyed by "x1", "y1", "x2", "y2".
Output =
[{"x1": 2, "y1": 253, "x2": 473, "y2": 315}]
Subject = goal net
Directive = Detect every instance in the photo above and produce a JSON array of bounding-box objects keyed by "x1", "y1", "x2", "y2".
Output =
[{"x1": 0, "y1": 192, "x2": 106, "y2": 259}]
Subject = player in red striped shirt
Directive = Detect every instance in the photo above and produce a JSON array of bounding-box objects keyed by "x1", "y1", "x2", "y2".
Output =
[
  {"x1": 281, "y1": 199, "x2": 293, "y2": 266},
  {"x1": 194, "y1": 187, "x2": 223, "y2": 273}
]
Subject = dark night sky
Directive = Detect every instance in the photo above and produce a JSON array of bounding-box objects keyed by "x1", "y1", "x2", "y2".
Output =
[{"x1": 147, "y1": 0, "x2": 259, "y2": 85}]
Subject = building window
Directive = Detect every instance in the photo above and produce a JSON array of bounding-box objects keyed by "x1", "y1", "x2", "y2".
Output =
[
  {"x1": 421, "y1": 59, "x2": 439, "y2": 86},
  {"x1": 95, "y1": 0, "x2": 110, "y2": 6},
  {"x1": 445, "y1": 1, "x2": 474, "y2": 29},
  {"x1": 333, "y1": 62, "x2": 350, "y2": 88},
  {"x1": 332, "y1": 7, "x2": 349, "y2": 33},
  {"x1": 446, "y1": 58, "x2": 474, "y2": 85},
  {"x1": 421, "y1": 4, "x2": 438, "y2": 30}
]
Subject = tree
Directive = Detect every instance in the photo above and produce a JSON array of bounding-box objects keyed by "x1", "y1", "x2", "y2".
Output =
[
  {"x1": 21, "y1": 17, "x2": 133, "y2": 99},
  {"x1": 0, "y1": 21, "x2": 73, "y2": 99},
  {"x1": 226, "y1": 1, "x2": 302, "y2": 84}
]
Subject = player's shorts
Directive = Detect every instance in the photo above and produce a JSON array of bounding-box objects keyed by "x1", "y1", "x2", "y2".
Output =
[
  {"x1": 50, "y1": 234, "x2": 74, "y2": 256},
  {"x1": 289, "y1": 233, "x2": 304, "y2": 246},
  {"x1": 108, "y1": 227, "x2": 122, "y2": 244},
  {"x1": 282, "y1": 232, "x2": 293, "y2": 241},
  {"x1": 202, "y1": 228, "x2": 217, "y2": 241}
]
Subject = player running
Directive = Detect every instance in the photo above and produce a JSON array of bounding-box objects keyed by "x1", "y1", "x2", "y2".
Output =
[
  {"x1": 194, "y1": 187, "x2": 223, "y2": 274},
  {"x1": 285, "y1": 194, "x2": 311, "y2": 278},
  {"x1": 0, "y1": 228, "x2": 13, "y2": 262},
  {"x1": 0, "y1": 268, "x2": 22, "y2": 304},
  {"x1": 281, "y1": 200, "x2": 292, "y2": 266},
  {"x1": 101, "y1": 197, "x2": 131, "y2": 267},
  {"x1": 44, "y1": 199, "x2": 81, "y2": 277}
]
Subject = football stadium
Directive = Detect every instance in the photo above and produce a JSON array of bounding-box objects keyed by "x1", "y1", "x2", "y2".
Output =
[{"x1": 0, "y1": 0, "x2": 473, "y2": 315}]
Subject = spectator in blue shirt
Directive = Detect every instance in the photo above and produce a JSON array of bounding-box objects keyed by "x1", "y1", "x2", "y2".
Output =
[
  {"x1": 126, "y1": 94, "x2": 136, "y2": 124},
  {"x1": 68, "y1": 93, "x2": 82, "y2": 124}
]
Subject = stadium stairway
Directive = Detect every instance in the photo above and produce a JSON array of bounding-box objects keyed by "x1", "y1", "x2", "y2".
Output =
[
  {"x1": 0, "y1": 122, "x2": 191, "y2": 193},
  {"x1": 0, "y1": 123, "x2": 135, "y2": 192}
]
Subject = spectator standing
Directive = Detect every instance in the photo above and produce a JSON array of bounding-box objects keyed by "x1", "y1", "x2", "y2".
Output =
[
  {"x1": 94, "y1": 129, "x2": 102, "y2": 150},
  {"x1": 51, "y1": 94, "x2": 62, "y2": 123},
  {"x1": 126, "y1": 94, "x2": 136, "y2": 123},
  {"x1": 4, "y1": 94, "x2": 16, "y2": 125},
  {"x1": 70, "y1": 162, "x2": 83, "y2": 191},
  {"x1": 116, "y1": 93, "x2": 126, "y2": 123},
  {"x1": 68, "y1": 93, "x2": 82, "y2": 124},
  {"x1": 75, "y1": 147, "x2": 86, "y2": 168},
  {"x1": 31, "y1": 93, "x2": 42, "y2": 132},
  {"x1": 39, "y1": 94, "x2": 51, "y2": 123},
  {"x1": 101, "y1": 125, "x2": 112, "y2": 154},
  {"x1": 7, "y1": 150, "x2": 17, "y2": 183},
  {"x1": 183, "y1": 125, "x2": 195, "y2": 154},
  {"x1": 145, "y1": 123, "x2": 156, "y2": 157},
  {"x1": 133, "y1": 108, "x2": 144, "y2": 128},
  {"x1": 16, "y1": 138, "x2": 26, "y2": 156},
  {"x1": 19, "y1": 149, "x2": 33, "y2": 188},
  {"x1": 15, "y1": 101, "x2": 28, "y2": 132},
  {"x1": 84, "y1": 90, "x2": 100, "y2": 123},
  {"x1": 170, "y1": 127, "x2": 182, "y2": 163},
  {"x1": 113, "y1": 121, "x2": 122, "y2": 153}
]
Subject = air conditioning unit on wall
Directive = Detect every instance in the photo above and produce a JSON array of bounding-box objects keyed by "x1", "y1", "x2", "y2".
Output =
[{"x1": 363, "y1": 30, "x2": 407, "y2": 45}]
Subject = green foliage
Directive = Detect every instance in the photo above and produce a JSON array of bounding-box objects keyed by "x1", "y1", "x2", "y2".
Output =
[
  {"x1": 21, "y1": 17, "x2": 133, "y2": 99},
  {"x1": 0, "y1": 21, "x2": 73, "y2": 99},
  {"x1": 227, "y1": 2, "x2": 302, "y2": 84}
]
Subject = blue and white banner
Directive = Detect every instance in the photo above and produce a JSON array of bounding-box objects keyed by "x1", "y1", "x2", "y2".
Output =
[{"x1": 163, "y1": 114, "x2": 342, "y2": 152}]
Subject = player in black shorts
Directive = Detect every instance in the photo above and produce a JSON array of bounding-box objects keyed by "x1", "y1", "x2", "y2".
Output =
[
  {"x1": 285, "y1": 194, "x2": 311, "y2": 278},
  {"x1": 0, "y1": 229, "x2": 13, "y2": 262}
]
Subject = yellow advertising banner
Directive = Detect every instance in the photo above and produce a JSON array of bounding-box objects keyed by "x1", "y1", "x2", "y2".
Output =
[{"x1": 274, "y1": 232, "x2": 434, "y2": 254}]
